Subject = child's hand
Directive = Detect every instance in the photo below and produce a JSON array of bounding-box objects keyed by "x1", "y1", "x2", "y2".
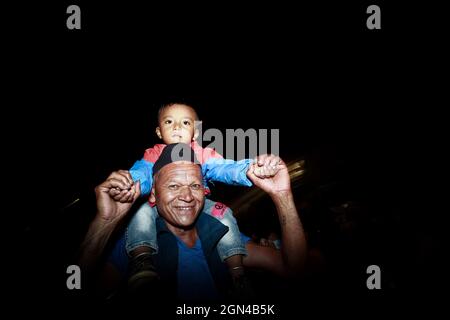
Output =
[
  {"x1": 107, "y1": 170, "x2": 135, "y2": 203},
  {"x1": 247, "y1": 157, "x2": 291, "y2": 196},
  {"x1": 109, "y1": 186, "x2": 137, "y2": 203},
  {"x1": 250, "y1": 154, "x2": 282, "y2": 178}
]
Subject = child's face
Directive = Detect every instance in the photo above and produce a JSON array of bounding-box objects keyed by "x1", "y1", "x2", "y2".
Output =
[{"x1": 156, "y1": 104, "x2": 198, "y2": 144}]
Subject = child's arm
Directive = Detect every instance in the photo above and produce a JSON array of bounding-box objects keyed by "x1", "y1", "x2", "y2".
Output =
[
  {"x1": 129, "y1": 159, "x2": 154, "y2": 196},
  {"x1": 128, "y1": 145, "x2": 163, "y2": 196},
  {"x1": 202, "y1": 157, "x2": 254, "y2": 187},
  {"x1": 202, "y1": 152, "x2": 282, "y2": 187}
]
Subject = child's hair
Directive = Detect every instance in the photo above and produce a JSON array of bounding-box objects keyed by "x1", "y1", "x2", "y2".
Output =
[{"x1": 157, "y1": 101, "x2": 199, "y2": 124}]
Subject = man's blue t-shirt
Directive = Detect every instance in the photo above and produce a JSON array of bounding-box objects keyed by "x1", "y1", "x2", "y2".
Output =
[
  {"x1": 177, "y1": 233, "x2": 250, "y2": 300},
  {"x1": 108, "y1": 232, "x2": 252, "y2": 300},
  {"x1": 175, "y1": 237, "x2": 220, "y2": 301}
]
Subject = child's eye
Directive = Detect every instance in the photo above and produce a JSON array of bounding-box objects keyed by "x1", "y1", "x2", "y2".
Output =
[
  {"x1": 168, "y1": 184, "x2": 179, "y2": 190},
  {"x1": 165, "y1": 120, "x2": 172, "y2": 124},
  {"x1": 183, "y1": 120, "x2": 191, "y2": 126}
]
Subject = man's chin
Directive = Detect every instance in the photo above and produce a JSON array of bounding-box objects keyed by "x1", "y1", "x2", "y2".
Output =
[
  {"x1": 175, "y1": 214, "x2": 200, "y2": 230},
  {"x1": 177, "y1": 215, "x2": 198, "y2": 228}
]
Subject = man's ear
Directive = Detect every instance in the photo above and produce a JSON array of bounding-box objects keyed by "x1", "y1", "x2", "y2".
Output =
[
  {"x1": 155, "y1": 127, "x2": 162, "y2": 139},
  {"x1": 149, "y1": 187, "x2": 156, "y2": 203}
]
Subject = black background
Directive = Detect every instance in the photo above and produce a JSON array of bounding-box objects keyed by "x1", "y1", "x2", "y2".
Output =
[{"x1": 5, "y1": 1, "x2": 446, "y2": 318}]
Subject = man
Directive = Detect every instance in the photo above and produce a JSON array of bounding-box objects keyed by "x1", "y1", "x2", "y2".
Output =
[{"x1": 79, "y1": 143, "x2": 307, "y2": 301}]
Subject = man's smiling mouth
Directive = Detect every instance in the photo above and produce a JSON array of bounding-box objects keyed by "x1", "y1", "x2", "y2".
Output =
[{"x1": 175, "y1": 206, "x2": 194, "y2": 210}]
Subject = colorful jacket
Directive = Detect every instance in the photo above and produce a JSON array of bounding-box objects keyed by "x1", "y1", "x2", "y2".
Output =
[{"x1": 129, "y1": 141, "x2": 253, "y2": 196}]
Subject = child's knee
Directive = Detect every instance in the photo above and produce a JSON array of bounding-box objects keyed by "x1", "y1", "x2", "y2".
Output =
[{"x1": 207, "y1": 201, "x2": 235, "y2": 222}]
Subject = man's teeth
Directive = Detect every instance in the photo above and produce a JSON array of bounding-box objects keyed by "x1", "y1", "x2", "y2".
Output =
[{"x1": 177, "y1": 207, "x2": 192, "y2": 210}]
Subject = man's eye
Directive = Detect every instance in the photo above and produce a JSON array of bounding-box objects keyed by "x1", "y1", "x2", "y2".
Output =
[
  {"x1": 191, "y1": 184, "x2": 202, "y2": 190},
  {"x1": 168, "y1": 185, "x2": 179, "y2": 190}
]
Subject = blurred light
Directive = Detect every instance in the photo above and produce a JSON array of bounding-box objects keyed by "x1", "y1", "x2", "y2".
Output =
[{"x1": 231, "y1": 159, "x2": 306, "y2": 216}]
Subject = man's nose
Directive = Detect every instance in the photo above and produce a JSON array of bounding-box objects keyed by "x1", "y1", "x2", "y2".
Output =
[{"x1": 178, "y1": 186, "x2": 193, "y2": 202}]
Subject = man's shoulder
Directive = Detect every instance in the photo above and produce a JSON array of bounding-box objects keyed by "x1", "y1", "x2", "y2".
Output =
[{"x1": 196, "y1": 212, "x2": 229, "y2": 244}]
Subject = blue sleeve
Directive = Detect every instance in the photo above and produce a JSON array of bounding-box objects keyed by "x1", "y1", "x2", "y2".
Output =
[
  {"x1": 129, "y1": 159, "x2": 154, "y2": 196},
  {"x1": 107, "y1": 233, "x2": 129, "y2": 278},
  {"x1": 202, "y1": 158, "x2": 253, "y2": 187}
]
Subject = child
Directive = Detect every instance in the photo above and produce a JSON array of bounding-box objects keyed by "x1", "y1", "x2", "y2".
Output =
[{"x1": 114, "y1": 102, "x2": 279, "y2": 294}]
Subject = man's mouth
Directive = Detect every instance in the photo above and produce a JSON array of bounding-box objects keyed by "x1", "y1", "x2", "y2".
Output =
[
  {"x1": 174, "y1": 205, "x2": 196, "y2": 214},
  {"x1": 175, "y1": 206, "x2": 194, "y2": 211}
]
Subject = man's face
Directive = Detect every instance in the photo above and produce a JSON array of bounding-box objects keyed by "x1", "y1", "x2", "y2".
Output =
[
  {"x1": 153, "y1": 161, "x2": 205, "y2": 229},
  {"x1": 156, "y1": 104, "x2": 199, "y2": 144}
]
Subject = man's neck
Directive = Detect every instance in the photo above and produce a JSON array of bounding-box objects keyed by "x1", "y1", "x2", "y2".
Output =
[{"x1": 166, "y1": 223, "x2": 198, "y2": 248}]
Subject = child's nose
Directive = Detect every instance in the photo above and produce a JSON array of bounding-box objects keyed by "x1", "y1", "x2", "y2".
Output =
[{"x1": 173, "y1": 121, "x2": 181, "y2": 130}]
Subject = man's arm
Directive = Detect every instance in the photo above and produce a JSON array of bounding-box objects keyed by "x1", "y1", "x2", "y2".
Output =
[
  {"x1": 79, "y1": 170, "x2": 140, "y2": 282},
  {"x1": 79, "y1": 218, "x2": 119, "y2": 272},
  {"x1": 243, "y1": 157, "x2": 307, "y2": 278}
]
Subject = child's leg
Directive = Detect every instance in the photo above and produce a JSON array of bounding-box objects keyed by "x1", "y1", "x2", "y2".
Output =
[
  {"x1": 126, "y1": 202, "x2": 159, "y2": 256},
  {"x1": 125, "y1": 202, "x2": 160, "y2": 291},
  {"x1": 203, "y1": 199, "x2": 247, "y2": 263},
  {"x1": 203, "y1": 199, "x2": 253, "y2": 298}
]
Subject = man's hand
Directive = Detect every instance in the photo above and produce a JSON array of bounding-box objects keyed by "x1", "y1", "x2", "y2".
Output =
[
  {"x1": 79, "y1": 170, "x2": 140, "y2": 278},
  {"x1": 250, "y1": 154, "x2": 282, "y2": 178},
  {"x1": 95, "y1": 170, "x2": 141, "y2": 224},
  {"x1": 247, "y1": 156, "x2": 291, "y2": 197}
]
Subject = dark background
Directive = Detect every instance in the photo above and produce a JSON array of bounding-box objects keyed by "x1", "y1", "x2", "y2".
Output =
[{"x1": 5, "y1": 1, "x2": 446, "y2": 318}]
